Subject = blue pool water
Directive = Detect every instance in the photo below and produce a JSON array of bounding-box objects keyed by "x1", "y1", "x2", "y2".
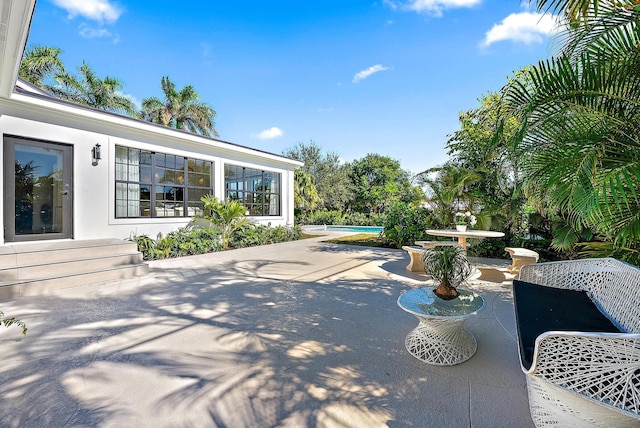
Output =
[{"x1": 305, "y1": 225, "x2": 383, "y2": 234}]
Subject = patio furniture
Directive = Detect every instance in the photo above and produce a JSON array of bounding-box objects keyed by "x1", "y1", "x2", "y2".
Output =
[
  {"x1": 505, "y1": 247, "x2": 539, "y2": 274},
  {"x1": 402, "y1": 241, "x2": 462, "y2": 272},
  {"x1": 414, "y1": 240, "x2": 463, "y2": 249},
  {"x1": 401, "y1": 246, "x2": 426, "y2": 272},
  {"x1": 514, "y1": 258, "x2": 640, "y2": 427},
  {"x1": 397, "y1": 286, "x2": 486, "y2": 365},
  {"x1": 425, "y1": 229, "x2": 505, "y2": 253}
]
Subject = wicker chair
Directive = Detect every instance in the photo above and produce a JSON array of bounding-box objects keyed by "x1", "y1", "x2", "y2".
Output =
[{"x1": 516, "y1": 258, "x2": 640, "y2": 427}]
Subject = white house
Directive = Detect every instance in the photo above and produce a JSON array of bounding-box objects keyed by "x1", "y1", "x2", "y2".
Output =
[{"x1": 0, "y1": 0, "x2": 302, "y2": 246}]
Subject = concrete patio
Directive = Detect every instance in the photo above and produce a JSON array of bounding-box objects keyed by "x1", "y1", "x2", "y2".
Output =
[{"x1": 0, "y1": 235, "x2": 534, "y2": 427}]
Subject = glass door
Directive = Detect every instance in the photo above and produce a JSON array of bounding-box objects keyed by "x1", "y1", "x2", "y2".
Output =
[{"x1": 4, "y1": 137, "x2": 73, "y2": 241}]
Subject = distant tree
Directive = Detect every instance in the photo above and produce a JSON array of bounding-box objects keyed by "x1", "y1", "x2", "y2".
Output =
[
  {"x1": 442, "y1": 90, "x2": 526, "y2": 233},
  {"x1": 141, "y1": 76, "x2": 218, "y2": 137},
  {"x1": 47, "y1": 61, "x2": 137, "y2": 116},
  {"x1": 19, "y1": 45, "x2": 65, "y2": 87},
  {"x1": 283, "y1": 141, "x2": 352, "y2": 211},
  {"x1": 350, "y1": 153, "x2": 424, "y2": 214}
]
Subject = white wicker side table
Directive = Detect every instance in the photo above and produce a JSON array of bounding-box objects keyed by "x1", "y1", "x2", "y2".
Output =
[{"x1": 397, "y1": 286, "x2": 486, "y2": 366}]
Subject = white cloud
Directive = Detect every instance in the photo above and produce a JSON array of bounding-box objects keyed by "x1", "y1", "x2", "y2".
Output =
[
  {"x1": 79, "y1": 25, "x2": 112, "y2": 39},
  {"x1": 252, "y1": 127, "x2": 284, "y2": 140},
  {"x1": 118, "y1": 91, "x2": 141, "y2": 109},
  {"x1": 353, "y1": 65, "x2": 390, "y2": 83},
  {"x1": 52, "y1": 0, "x2": 123, "y2": 23},
  {"x1": 385, "y1": 0, "x2": 481, "y2": 17},
  {"x1": 481, "y1": 12, "x2": 560, "y2": 47}
]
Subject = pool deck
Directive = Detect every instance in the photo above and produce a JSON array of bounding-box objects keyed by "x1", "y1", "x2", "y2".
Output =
[{"x1": 0, "y1": 235, "x2": 534, "y2": 427}]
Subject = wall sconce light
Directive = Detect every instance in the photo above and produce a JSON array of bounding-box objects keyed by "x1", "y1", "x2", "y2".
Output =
[{"x1": 92, "y1": 143, "x2": 101, "y2": 165}]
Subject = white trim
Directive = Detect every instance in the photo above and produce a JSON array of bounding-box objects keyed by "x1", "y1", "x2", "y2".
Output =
[{"x1": 6, "y1": 92, "x2": 303, "y2": 168}]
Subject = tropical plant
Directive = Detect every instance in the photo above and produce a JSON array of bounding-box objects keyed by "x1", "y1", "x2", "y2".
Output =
[
  {"x1": 499, "y1": 0, "x2": 640, "y2": 263},
  {"x1": 422, "y1": 246, "x2": 472, "y2": 300},
  {"x1": 140, "y1": 76, "x2": 218, "y2": 137},
  {"x1": 47, "y1": 61, "x2": 137, "y2": 116},
  {"x1": 382, "y1": 202, "x2": 430, "y2": 248},
  {"x1": 417, "y1": 162, "x2": 484, "y2": 228},
  {"x1": 0, "y1": 310, "x2": 27, "y2": 335},
  {"x1": 293, "y1": 169, "x2": 322, "y2": 217},
  {"x1": 199, "y1": 195, "x2": 250, "y2": 249},
  {"x1": 132, "y1": 227, "x2": 222, "y2": 260},
  {"x1": 444, "y1": 90, "x2": 527, "y2": 234},
  {"x1": 19, "y1": 45, "x2": 65, "y2": 87}
]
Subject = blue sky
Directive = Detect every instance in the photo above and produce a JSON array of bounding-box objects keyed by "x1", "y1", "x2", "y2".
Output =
[{"x1": 27, "y1": 0, "x2": 558, "y2": 175}]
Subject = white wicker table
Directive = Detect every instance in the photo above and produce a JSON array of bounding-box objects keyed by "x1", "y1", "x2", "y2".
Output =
[{"x1": 397, "y1": 286, "x2": 486, "y2": 366}]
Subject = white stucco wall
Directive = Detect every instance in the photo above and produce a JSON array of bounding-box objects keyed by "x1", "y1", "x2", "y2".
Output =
[{"x1": 0, "y1": 96, "x2": 299, "y2": 245}]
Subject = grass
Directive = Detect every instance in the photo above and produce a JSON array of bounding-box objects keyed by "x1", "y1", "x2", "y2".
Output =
[{"x1": 322, "y1": 233, "x2": 390, "y2": 248}]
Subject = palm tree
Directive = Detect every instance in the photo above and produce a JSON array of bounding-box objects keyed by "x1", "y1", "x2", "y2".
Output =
[
  {"x1": 293, "y1": 169, "x2": 322, "y2": 217},
  {"x1": 417, "y1": 162, "x2": 484, "y2": 228},
  {"x1": 500, "y1": 0, "x2": 640, "y2": 261},
  {"x1": 47, "y1": 61, "x2": 137, "y2": 116},
  {"x1": 19, "y1": 45, "x2": 65, "y2": 87},
  {"x1": 140, "y1": 76, "x2": 218, "y2": 137}
]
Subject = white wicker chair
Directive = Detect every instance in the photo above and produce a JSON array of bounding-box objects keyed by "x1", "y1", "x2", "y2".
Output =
[{"x1": 517, "y1": 258, "x2": 640, "y2": 427}]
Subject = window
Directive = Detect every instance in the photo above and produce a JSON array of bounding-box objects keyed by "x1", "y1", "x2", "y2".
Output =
[
  {"x1": 224, "y1": 164, "x2": 281, "y2": 216},
  {"x1": 115, "y1": 146, "x2": 213, "y2": 218}
]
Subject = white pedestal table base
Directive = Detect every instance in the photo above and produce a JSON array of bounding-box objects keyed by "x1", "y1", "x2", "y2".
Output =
[{"x1": 404, "y1": 316, "x2": 477, "y2": 366}]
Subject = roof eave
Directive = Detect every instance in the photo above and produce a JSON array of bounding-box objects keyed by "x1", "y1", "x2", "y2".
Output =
[{"x1": 6, "y1": 89, "x2": 303, "y2": 167}]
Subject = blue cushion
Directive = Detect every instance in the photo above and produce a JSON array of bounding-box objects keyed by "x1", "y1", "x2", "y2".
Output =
[{"x1": 513, "y1": 279, "x2": 621, "y2": 370}]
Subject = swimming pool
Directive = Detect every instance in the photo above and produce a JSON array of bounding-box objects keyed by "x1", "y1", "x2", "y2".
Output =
[{"x1": 304, "y1": 225, "x2": 383, "y2": 234}]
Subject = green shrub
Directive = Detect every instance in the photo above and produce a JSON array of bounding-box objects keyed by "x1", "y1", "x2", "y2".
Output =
[
  {"x1": 132, "y1": 224, "x2": 300, "y2": 259},
  {"x1": 298, "y1": 210, "x2": 385, "y2": 226},
  {"x1": 342, "y1": 211, "x2": 386, "y2": 226},
  {"x1": 231, "y1": 224, "x2": 301, "y2": 248},
  {"x1": 132, "y1": 226, "x2": 222, "y2": 260},
  {"x1": 382, "y1": 202, "x2": 430, "y2": 248},
  {"x1": 307, "y1": 210, "x2": 345, "y2": 225}
]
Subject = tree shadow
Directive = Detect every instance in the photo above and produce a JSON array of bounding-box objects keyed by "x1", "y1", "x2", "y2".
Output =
[
  {"x1": 0, "y1": 262, "x2": 415, "y2": 426},
  {"x1": 0, "y1": 246, "x2": 530, "y2": 427}
]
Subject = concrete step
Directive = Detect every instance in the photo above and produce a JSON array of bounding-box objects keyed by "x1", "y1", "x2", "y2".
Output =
[
  {"x1": 0, "y1": 263, "x2": 149, "y2": 298},
  {"x1": 0, "y1": 239, "x2": 148, "y2": 299}
]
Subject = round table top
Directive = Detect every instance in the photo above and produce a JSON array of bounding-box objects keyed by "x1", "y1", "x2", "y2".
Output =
[
  {"x1": 426, "y1": 229, "x2": 505, "y2": 239},
  {"x1": 397, "y1": 286, "x2": 486, "y2": 318}
]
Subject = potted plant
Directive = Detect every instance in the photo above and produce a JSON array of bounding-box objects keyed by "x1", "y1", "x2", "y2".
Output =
[
  {"x1": 421, "y1": 245, "x2": 472, "y2": 300},
  {"x1": 454, "y1": 211, "x2": 477, "y2": 232}
]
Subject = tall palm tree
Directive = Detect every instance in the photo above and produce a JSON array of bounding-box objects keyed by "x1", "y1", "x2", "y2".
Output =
[
  {"x1": 19, "y1": 45, "x2": 65, "y2": 87},
  {"x1": 47, "y1": 61, "x2": 137, "y2": 116},
  {"x1": 417, "y1": 162, "x2": 485, "y2": 228},
  {"x1": 293, "y1": 168, "x2": 322, "y2": 217},
  {"x1": 500, "y1": 0, "x2": 640, "y2": 260},
  {"x1": 140, "y1": 76, "x2": 218, "y2": 137}
]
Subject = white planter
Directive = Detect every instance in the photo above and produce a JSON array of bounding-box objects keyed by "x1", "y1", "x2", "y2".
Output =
[{"x1": 456, "y1": 225, "x2": 467, "y2": 232}]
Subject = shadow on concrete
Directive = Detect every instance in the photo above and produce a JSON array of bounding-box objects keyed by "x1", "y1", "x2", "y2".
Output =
[{"x1": 0, "y1": 243, "x2": 533, "y2": 427}]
